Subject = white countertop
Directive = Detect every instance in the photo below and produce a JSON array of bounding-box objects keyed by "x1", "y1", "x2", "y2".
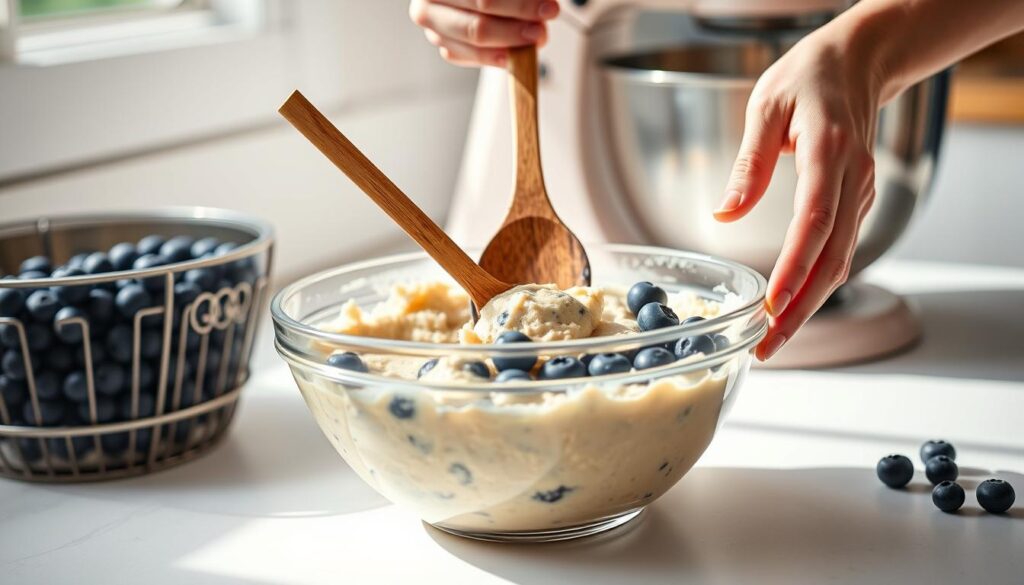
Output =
[{"x1": 2, "y1": 260, "x2": 1022, "y2": 585}]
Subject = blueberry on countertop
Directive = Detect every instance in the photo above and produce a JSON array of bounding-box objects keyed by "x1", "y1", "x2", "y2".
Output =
[
  {"x1": 327, "y1": 351, "x2": 368, "y2": 373},
  {"x1": 462, "y1": 361, "x2": 491, "y2": 379},
  {"x1": 925, "y1": 454, "x2": 958, "y2": 485},
  {"x1": 417, "y1": 358, "x2": 438, "y2": 379},
  {"x1": 876, "y1": 454, "x2": 914, "y2": 488},
  {"x1": 50, "y1": 267, "x2": 90, "y2": 305},
  {"x1": 636, "y1": 302, "x2": 679, "y2": 331},
  {"x1": 191, "y1": 237, "x2": 220, "y2": 259},
  {"x1": 627, "y1": 282, "x2": 668, "y2": 316},
  {"x1": 82, "y1": 252, "x2": 114, "y2": 275},
  {"x1": 108, "y1": 242, "x2": 140, "y2": 271},
  {"x1": 53, "y1": 306, "x2": 88, "y2": 343},
  {"x1": 920, "y1": 439, "x2": 956, "y2": 463},
  {"x1": 493, "y1": 330, "x2": 536, "y2": 372},
  {"x1": 25, "y1": 289, "x2": 60, "y2": 323},
  {"x1": 160, "y1": 236, "x2": 196, "y2": 264},
  {"x1": 495, "y1": 369, "x2": 532, "y2": 382},
  {"x1": 20, "y1": 255, "x2": 52, "y2": 275},
  {"x1": 0, "y1": 288, "x2": 25, "y2": 318},
  {"x1": 137, "y1": 235, "x2": 167, "y2": 256},
  {"x1": 674, "y1": 334, "x2": 717, "y2": 360},
  {"x1": 931, "y1": 481, "x2": 965, "y2": 513},
  {"x1": 976, "y1": 479, "x2": 1015, "y2": 514},
  {"x1": 538, "y1": 355, "x2": 587, "y2": 380},
  {"x1": 634, "y1": 346, "x2": 675, "y2": 370},
  {"x1": 587, "y1": 353, "x2": 632, "y2": 376},
  {"x1": 115, "y1": 282, "x2": 152, "y2": 318}
]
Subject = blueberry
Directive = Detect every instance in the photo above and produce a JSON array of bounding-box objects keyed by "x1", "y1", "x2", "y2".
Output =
[
  {"x1": 184, "y1": 268, "x2": 217, "y2": 291},
  {"x1": 25, "y1": 289, "x2": 60, "y2": 323},
  {"x1": 712, "y1": 333, "x2": 731, "y2": 352},
  {"x1": 87, "y1": 288, "x2": 116, "y2": 325},
  {"x1": 627, "y1": 282, "x2": 668, "y2": 316},
  {"x1": 636, "y1": 302, "x2": 679, "y2": 331},
  {"x1": 47, "y1": 436, "x2": 95, "y2": 459},
  {"x1": 115, "y1": 283, "x2": 152, "y2": 318},
  {"x1": 417, "y1": 358, "x2": 438, "y2": 379},
  {"x1": 173, "y1": 281, "x2": 202, "y2": 310},
  {"x1": 100, "y1": 432, "x2": 130, "y2": 453},
  {"x1": 66, "y1": 253, "x2": 90, "y2": 270},
  {"x1": 587, "y1": 353, "x2": 632, "y2": 376},
  {"x1": 493, "y1": 331, "x2": 536, "y2": 372},
  {"x1": 682, "y1": 316, "x2": 706, "y2": 325},
  {"x1": 137, "y1": 361, "x2": 155, "y2": 390},
  {"x1": 931, "y1": 481, "x2": 965, "y2": 513},
  {"x1": 132, "y1": 254, "x2": 168, "y2": 292},
  {"x1": 190, "y1": 237, "x2": 220, "y2": 259},
  {"x1": 139, "y1": 329, "x2": 163, "y2": 360},
  {"x1": 976, "y1": 479, "x2": 1015, "y2": 514},
  {"x1": 462, "y1": 361, "x2": 490, "y2": 379},
  {"x1": 1, "y1": 349, "x2": 28, "y2": 380},
  {"x1": 108, "y1": 242, "x2": 140, "y2": 271},
  {"x1": 19, "y1": 255, "x2": 52, "y2": 275},
  {"x1": 0, "y1": 375, "x2": 27, "y2": 405},
  {"x1": 876, "y1": 454, "x2": 914, "y2": 488},
  {"x1": 449, "y1": 462, "x2": 473, "y2": 485},
  {"x1": 538, "y1": 356, "x2": 587, "y2": 380},
  {"x1": 674, "y1": 334, "x2": 717, "y2": 360},
  {"x1": 45, "y1": 344, "x2": 75, "y2": 372},
  {"x1": 925, "y1": 454, "x2": 958, "y2": 485},
  {"x1": 33, "y1": 370, "x2": 61, "y2": 401},
  {"x1": 0, "y1": 288, "x2": 25, "y2": 317},
  {"x1": 53, "y1": 306, "x2": 88, "y2": 343},
  {"x1": 94, "y1": 363, "x2": 125, "y2": 396},
  {"x1": 62, "y1": 370, "x2": 90, "y2": 402},
  {"x1": 533, "y1": 485, "x2": 574, "y2": 503},
  {"x1": 75, "y1": 340, "x2": 105, "y2": 367},
  {"x1": 920, "y1": 440, "x2": 956, "y2": 464},
  {"x1": 634, "y1": 346, "x2": 675, "y2": 370},
  {"x1": 0, "y1": 323, "x2": 21, "y2": 349},
  {"x1": 105, "y1": 325, "x2": 134, "y2": 364},
  {"x1": 160, "y1": 236, "x2": 195, "y2": 264},
  {"x1": 82, "y1": 252, "x2": 114, "y2": 275},
  {"x1": 137, "y1": 235, "x2": 166, "y2": 256},
  {"x1": 19, "y1": 270, "x2": 49, "y2": 280},
  {"x1": 388, "y1": 396, "x2": 415, "y2": 419},
  {"x1": 24, "y1": 322, "x2": 53, "y2": 352},
  {"x1": 495, "y1": 369, "x2": 532, "y2": 382},
  {"x1": 327, "y1": 351, "x2": 368, "y2": 373},
  {"x1": 76, "y1": 397, "x2": 117, "y2": 424},
  {"x1": 50, "y1": 267, "x2": 90, "y2": 305},
  {"x1": 23, "y1": 400, "x2": 65, "y2": 426},
  {"x1": 119, "y1": 392, "x2": 156, "y2": 419}
]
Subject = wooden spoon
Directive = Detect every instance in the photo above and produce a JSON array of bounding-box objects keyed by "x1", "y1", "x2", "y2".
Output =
[
  {"x1": 279, "y1": 90, "x2": 512, "y2": 309},
  {"x1": 478, "y1": 45, "x2": 591, "y2": 289}
]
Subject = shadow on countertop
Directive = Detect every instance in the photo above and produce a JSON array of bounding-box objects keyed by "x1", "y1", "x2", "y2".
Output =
[
  {"x1": 831, "y1": 288, "x2": 1024, "y2": 382},
  {"x1": 428, "y1": 467, "x2": 1024, "y2": 585}
]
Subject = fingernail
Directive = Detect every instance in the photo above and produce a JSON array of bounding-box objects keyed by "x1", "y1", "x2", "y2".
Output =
[
  {"x1": 715, "y1": 190, "x2": 742, "y2": 214},
  {"x1": 538, "y1": 1, "x2": 559, "y2": 19},
  {"x1": 768, "y1": 290, "x2": 792, "y2": 317},
  {"x1": 762, "y1": 334, "x2": 788, "y2": 360},
  {"x1": 522, "y1": 24, "x2": 544, "y2": 41}
]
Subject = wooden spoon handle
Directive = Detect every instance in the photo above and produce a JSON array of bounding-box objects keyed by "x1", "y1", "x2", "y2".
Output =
[
  {"x1": 278, "y1": 90, "x2": 509, "y2": 307},
  {"x1": 507, "y1": 45, "x2": 552, "y2": 217}
]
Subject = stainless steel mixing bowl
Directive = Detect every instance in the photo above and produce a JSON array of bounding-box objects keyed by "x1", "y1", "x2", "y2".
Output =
[{"x1": 600, "y1": 42, "x2": 948, "y2": 277}]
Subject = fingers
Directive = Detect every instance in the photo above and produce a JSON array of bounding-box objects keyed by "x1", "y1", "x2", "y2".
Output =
[
  {"x1": 410, "y1": 0, "x2": 549, "y2": 62},
  {"x1": 424, "y1": 30, "x2": 510, "y2": 67},
  {"x1": 762, "y1": 124, "x2": 848, "y2": 317},
  {"x1": 757, "y1": 152, "x2": 875, "y2": 360},
  {"x1": 714, "y1": 97, "x2": 789, "y2": 222},
  {"x1": 432, "y1": 0, "x2": 559, "y2": 20}
]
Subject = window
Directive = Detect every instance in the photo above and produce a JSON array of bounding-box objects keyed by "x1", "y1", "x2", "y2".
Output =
[{"x1": 19, "y1": 0, "x2": 182, "y2": 20}]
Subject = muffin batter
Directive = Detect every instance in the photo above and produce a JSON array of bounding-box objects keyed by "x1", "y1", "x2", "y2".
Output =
[{"x1": 293, "y1": 280, "x2": 740, "y2": 535}]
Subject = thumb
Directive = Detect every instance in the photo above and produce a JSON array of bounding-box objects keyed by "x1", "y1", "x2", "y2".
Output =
[{"x1": 714, "y1": 99, "x2": 788, "y2": 222}]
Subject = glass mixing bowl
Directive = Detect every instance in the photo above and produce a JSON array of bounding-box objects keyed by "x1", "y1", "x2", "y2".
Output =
[{"x1": 271, "y1": 244, "x2": 766, "y2": 542}]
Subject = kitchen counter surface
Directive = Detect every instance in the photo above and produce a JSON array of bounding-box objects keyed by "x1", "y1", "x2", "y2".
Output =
[{"x1": 1, "y1": 259, "x2": 1022, "y2": 585}]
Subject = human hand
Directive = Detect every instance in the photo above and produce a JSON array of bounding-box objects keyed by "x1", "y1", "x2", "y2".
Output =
[
  {"x1": 714, "y1": 32, "x2": 882, "y2": 361},
  {"x1": 409, "y1": 0, "x2": 560, "y2": 67}
]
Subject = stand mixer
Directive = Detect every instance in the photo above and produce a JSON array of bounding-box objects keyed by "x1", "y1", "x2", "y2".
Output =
[{"x1": 447, "y1": 0, "x2": 948, "y2": 368}]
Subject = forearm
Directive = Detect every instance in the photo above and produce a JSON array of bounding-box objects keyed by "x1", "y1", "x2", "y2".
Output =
[{"x1": 826, "y1": 0, "x2": 1024, "y2": 103}]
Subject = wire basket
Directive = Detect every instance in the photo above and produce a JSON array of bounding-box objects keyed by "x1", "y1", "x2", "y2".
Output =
[{"x1": 0, "y1": 209, "x2": 273, "y2": 482}]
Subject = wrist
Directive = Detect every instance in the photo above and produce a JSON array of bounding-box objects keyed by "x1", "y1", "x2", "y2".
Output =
[{"x1": 822, "y1": 0, "x2": 912, "y2": 104}]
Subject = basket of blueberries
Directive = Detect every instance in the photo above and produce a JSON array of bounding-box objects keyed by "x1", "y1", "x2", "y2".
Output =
[{"x1": 0, "y1": 209, "x2": 273, "y2": 482}]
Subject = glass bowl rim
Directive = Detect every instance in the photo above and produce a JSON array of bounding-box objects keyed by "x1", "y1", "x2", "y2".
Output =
[{"x1": 270, "y1": 243, "x2": 767, "y2": 359}]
